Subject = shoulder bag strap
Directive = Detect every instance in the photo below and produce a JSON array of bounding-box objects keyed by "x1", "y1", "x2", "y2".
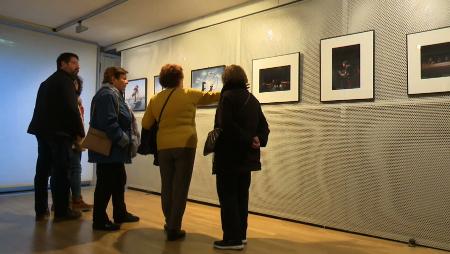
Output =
[
  {"x1": 157, "y1": 88, "x2": 177, "y2": 123},
  {"x1": 90, "y1": 87, "x2": 120, "y2": 122}
]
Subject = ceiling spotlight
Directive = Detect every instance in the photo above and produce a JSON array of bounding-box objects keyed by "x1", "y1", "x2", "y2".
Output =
[{"x1": 75, "y1": 21, "x2": 88, "y2": 33}]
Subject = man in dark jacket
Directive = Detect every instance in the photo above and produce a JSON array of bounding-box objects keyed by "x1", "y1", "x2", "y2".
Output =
[{"x1": 28, "y1": 52, "x2": 85, "y2": 221}]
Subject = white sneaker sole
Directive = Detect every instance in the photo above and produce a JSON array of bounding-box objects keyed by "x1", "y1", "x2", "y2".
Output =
[{"x1": 213, "y1": 244, "x2": 244, "y2": 250}]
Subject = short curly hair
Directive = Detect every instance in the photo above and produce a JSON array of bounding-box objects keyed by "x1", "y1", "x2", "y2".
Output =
[
  {"x1": 102, "y1": 66, "x2": 128, "y2": 84},
  {"x1": 159, "y1": 64, "x2": 184, "y2": 88},
  {"x1": 222, "y1": 65, "x2": 248, "y2": 89}
]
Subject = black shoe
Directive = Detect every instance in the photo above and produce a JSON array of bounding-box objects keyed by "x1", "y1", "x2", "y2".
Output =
[
  {"x1": 213, "y1": 240, "x2": 244, "y2": 250},
  {"x1": 53, "y1": 209, "x2": 82, "y2": 222},
  {"x1": 93, "y1": 221, "x2": 121, "y2": 231},
  {"x1": 242, "y1": 239, "x2": 247, "y2": 244},
  {"x1": 163, "y1": 224, "x2": 168, "y2": 232},
  {"x1": 167, "y1": 229, "x2": 186, "y2": 241},
  {"x1": 35, "y1": 210, "x2": 50, "y2": 222},
  {"x1": 114, "y1": 212, "x2": 139, "y2": 224}
]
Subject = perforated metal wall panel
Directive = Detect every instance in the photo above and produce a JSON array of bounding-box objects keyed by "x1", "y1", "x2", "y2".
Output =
[{"x1": 123, "y1": 0, "x2": 450, "y2": 250}]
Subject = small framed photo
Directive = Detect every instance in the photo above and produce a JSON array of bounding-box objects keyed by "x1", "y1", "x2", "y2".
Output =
[
  {"x1": 154, "y1": 75, "x2": 163, "y2": 94},
  {"x1": 125, "y1": 78, "x2": 147, "y2": 111},
  {"x1": 252, "y1": 52, "x2": 300, "y2": 104},
  {"x1": 320, "y1": 30, "x2": 374, "y2": 102},
  {"x1": 191, "y1": 65, "x2": 225, "y2": 92},
  {"x1": 407, "y1": 26, "x2": 450, "y2": 95}
]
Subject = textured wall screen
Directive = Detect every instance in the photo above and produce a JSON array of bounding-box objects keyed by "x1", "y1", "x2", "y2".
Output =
[{"x1": 122, "y1": 0, "x2": 450, "y2": 250}]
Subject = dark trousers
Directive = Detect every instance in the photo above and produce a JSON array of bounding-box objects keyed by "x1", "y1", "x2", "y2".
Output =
[
  {"x1": 93, "y1": 163, "x2": 127, "y2": 224},
  {"x1": 216, "y1": 171, "x2": 251, "y2": 241},
  {"x1": 34, "y1": 137, "x2": 51, "y2": 215},
  {"x1": 48, "y1": 137, "x2": 73, "y2": 217},
  {"x1": 158, "y1": 148, "x2": 196, "y2": 231}
]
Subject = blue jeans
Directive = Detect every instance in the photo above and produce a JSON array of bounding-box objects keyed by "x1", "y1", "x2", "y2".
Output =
[{"x1": 69, "y1": 150, "x2": 82, "y2": 199}]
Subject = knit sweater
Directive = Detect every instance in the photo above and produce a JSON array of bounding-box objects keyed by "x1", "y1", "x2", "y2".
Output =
[{"x1": 142, "y1": 87, "x2": 220, "y2": 150}]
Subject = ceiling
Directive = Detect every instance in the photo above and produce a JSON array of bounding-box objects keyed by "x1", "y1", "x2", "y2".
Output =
[{"x1": 0, "y1": 0, "x2": 254, "y2": 47}]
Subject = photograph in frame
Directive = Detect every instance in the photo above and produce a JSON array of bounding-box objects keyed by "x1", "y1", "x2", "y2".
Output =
[
  {"x1": 252, "y1": 52, "x2": 300, "y2": 104},
  {"x1": 332, "y1": 44, "x2": 360, "y2": 90},
  {"x1": 408, "y1": 26, "x2": 450, "y2": 94},
  {"x1": 191, "y1": 65, "x2": 225, "y2": 92},
  {"x1": 320, "y1": 30, "x2": 374, "y2": 102},
  {"x1": 154, "y1": 75, "x2": 163, "y2": 94},
  {"x1": 125, "y1": 78, "x2": 147, "y2": 112}
]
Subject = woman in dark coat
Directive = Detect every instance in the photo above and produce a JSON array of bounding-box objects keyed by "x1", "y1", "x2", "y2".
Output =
[{"x1": 213, "y1": 65, "x2": 270, "y2": 250}]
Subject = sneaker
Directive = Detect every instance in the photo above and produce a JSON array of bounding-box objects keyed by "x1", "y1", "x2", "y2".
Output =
[
  {"x1": 35, "y1": 210, "x2": 50, "y2": 222},
  {"x1": 213, "y1": 240, "x2": 244, "y2": 250},
  {"x1": 167, "y1": 229, "x2": 186, "y2": 241},
  {"x1": 242, "y1": 239, "x2": 247, "y2": 244},
  {"x1": 93, "y1": 221, "x2": 121, "y2": 231},
  {"x1": 114, "y1": 212, "x2": 139, "y2": 224},
  {"x1": 53, "y1": 209, "x2": 82, "y2": 222},
  {"x1": 72, "y1": 197, "x2": 93, "y2": 212}
]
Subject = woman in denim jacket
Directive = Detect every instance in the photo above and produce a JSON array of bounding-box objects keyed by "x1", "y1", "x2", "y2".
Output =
[{"x1": 88, "y1": 67, "x2": 139, "y2": 231}]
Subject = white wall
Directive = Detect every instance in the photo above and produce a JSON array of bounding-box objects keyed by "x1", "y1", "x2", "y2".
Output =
[{"x1": 0, "y1": 24, "x2": 98, "y2": 189}]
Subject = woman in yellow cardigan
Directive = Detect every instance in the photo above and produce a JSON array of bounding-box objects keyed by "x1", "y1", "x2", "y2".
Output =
[{"x1": 142, "y1": 64, "x2": 220, "y2": 241}]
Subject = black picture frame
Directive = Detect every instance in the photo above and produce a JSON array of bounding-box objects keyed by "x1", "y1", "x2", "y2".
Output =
[
  {"x1": 125, "y1": 78, "x2": 147, "y2": 112},
  {"x1": 320, "y1": 30, "x2": 375, "y2": 102}
]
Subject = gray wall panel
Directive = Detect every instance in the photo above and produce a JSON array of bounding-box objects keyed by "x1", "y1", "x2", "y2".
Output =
[{"x1": 123, "y1": 0, "x2": 450, "y2": 250}]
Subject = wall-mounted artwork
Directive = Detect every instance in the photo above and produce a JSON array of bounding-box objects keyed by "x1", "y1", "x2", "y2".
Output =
[
  {"x1": 320, "y1": 30, "x2": 374, "y2": 102},
  {"x1": 154, "y1": 75, "x2": 163, "y2": 94},
  {"x1": 191, "y1": 65, "x2": 225, "y2": 92},
  {"x1": 252, "y1": 52, "x2": 299, "y2": 104},
  {"x1": 407, "y1": 26, "x2": 450, "y2": 94},
  {"x1": 125, "y1": 78, "x2": 147, "y2": 111}
]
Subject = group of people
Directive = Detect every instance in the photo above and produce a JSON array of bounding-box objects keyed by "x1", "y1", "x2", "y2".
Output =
[{"x1": 28, "y1": 52, "x2": 270, "y2": 251}]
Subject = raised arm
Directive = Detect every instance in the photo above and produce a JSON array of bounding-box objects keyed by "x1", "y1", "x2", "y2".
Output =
[{"x1": 190, "y1": 89, "x2": 220, "y2": 106}]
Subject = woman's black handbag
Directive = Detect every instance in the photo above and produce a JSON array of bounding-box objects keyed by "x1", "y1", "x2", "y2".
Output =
[
  {"x1": 137, "y1": 126, "x2": 157, "y2": 155},
  {"x1": 203, "y1": 128, "x2": 222, "y2": 156},
  {"x1": 137, "y1": 88, "x2": 176, "y2": 165}
]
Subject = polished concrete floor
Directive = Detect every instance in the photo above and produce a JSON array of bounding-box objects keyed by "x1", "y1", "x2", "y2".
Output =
[{"x1": 0, "y1": 188, "x2": 446, "y2": 254}]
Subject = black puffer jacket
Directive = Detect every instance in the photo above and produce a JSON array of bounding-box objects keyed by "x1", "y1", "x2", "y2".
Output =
[{"x1": 212, "y1": 87, "x2": 269, "y2": 174}]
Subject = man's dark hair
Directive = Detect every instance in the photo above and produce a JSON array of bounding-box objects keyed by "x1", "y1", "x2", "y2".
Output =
[{"x1": 57, "y1": 52, "x2": 79, "y2": 69}]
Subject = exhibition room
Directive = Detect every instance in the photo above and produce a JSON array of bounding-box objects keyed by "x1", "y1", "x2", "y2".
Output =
[{"x1": 0, "y1": 0, "x2": 449, "y2": 253}]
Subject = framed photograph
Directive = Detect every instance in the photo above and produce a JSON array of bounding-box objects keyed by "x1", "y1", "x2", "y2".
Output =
[
  {"x1": 191, "y1": 65, "x2": 225, "y2": 92},
  {"x1": 407, "y1": 26, "x2": 450, "y2": 94},
  {"x1": 154, "y1": 75, "x2": 163, "y2": 94},
  {"x1": 320, "y1": 30, "x2": 374, "y2": 102},
  {"x1": 125, "y1": 78, "x2": 147, "y2": 112},
  {"x1": 252, "y1": 52, "x2": 300, "y2": 104}
]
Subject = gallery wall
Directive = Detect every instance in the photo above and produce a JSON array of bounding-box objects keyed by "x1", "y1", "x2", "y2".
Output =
[
  {"x1": 119, "y1": 0, "x2": 450, "y2": 250},
  {"x1": 0, "y1": 24, "x2": 98, "y2": 190}
]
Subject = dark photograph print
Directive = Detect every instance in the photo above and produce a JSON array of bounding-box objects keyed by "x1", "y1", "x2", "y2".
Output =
[
  {"x1": 332, "y1": 44, "x2": 361, "y2": 90},
  {"x1": 259, "y1": 65, "x2": 291, "y2": 93},
  {"x1": 420, "y1": 41, "x2": 450, "y2": 79}
]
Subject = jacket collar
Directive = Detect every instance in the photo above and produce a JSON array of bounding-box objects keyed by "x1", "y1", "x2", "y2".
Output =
[{"x1": 56, "y1": 69, "x2": 76, "y2": 80}]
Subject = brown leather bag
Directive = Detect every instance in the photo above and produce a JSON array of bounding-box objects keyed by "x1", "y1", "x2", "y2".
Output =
[{"x1": 81, "y1": 127, "x2": 112, "y2": 156}]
